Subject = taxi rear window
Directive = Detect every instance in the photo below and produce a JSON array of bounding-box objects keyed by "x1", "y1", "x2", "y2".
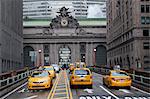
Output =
[
  {"x1": 112, "y1": 72, "x2": 128, "y2": 76},
  {"x1": 75, "y1": 70, "x2": 90, "y2": 75},
  {"x1": 43, "y1": 67, "x2": 53, "y2": 71},
  {"x1": 32, "y1": 71, "x2": 49, "y2": 77}
]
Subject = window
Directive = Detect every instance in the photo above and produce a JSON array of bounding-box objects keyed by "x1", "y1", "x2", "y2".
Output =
[
  {"x1": 141, "y1": 16, "x2": 150, "y2": 24},
  {"x1": 144, "y1": 56, "x2": 150, "y2": 58},
  {"x1": 146, "y1": 5, "x2": 149, "y2": 13},
  {"x1": 141, "y1": 0, "x2": 149, "y2": 1},
  {"x1": 141, "y1": 17, "x2": 146, "y2": 24},
  {"x1": 132, "y1": 57, "x2": 134, "y2": 64},
  {"x1": 143, "y1": 30, "x2": 149, "y2": 36},
  {"x1": 43, "y1": 44, "x2": 49, "y2": 53},
  {"x1": 144, "y1": 61, "x2": 150, "y2": 64},
  {"x1": 131, "y1": 43, "x2": 133, "y2": 51},
  {"x1": 141, "y1": 5, "x2": 145, "y2": 13},
  {"x1": 146, "y1": 17, "x2": 150, "y2": 24},
  {"x1": 143, "y1": 42, "x2": 150, "y2": 49},
  {"x1": 111, "y1": 72, "x2": 128, "y2": 76},
  {"x1": 75, "y1": 70, "x2": 90, "y2": 75},
  {"x1": 80, "y1": 43, "x2": 86, "y2": 53}
]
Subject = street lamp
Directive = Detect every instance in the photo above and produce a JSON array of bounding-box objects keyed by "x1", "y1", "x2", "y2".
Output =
[
  {"x1": 38, "y1": 50, "x2": 42, "y2": 67},
  {"x1": 93, "y1": 48, "x2": 96, "y2": 66}
]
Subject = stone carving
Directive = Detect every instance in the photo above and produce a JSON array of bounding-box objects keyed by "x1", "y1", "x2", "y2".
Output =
[
  {"x1": 50, "y1": 7, "x2": 79, "y2": 28},
  {"x1": 42, "y1": 7, "x2": 88, "y2": 35}
]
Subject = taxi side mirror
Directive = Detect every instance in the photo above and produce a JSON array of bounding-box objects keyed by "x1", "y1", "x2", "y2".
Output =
[{"x1": 28, "y1": 76, "x2": 31, "y2": 78}]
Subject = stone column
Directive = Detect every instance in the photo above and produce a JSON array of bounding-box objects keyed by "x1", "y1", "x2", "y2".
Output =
[
  {"x1": 54, "y1": 43, "x2": 57, "y2": 64},
  {"x1": 50, "y1": 44, "x2": 54, "y2": 64},
  {"x1": 71, "y1": 43, "x2": 76, "y2": 63},
  {"x1": 36, "y1": 44, "x2": 44, "y2": 66},
  {"x1": 41, "y1": 44, "x2": 44, "y2": 66},
  {"x1": 85, "y1": 42, "x2": 89, "y2": 66},
  {"x1": 55, "y1": 44, "x2": 59, "y2": 64},
  {"x1": 75, "y1": 43, "x2": 80, "y2": 62},
  {"x1": 89, "y1": 42, "x2": 94, "y2": 66}
]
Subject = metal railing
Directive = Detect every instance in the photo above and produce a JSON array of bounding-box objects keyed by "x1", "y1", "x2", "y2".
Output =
[
  {"x1": 129, "y1": 73, "x2": 150, "y2": 87},
  {"x1": 92, "y1": 67, "x2": 150, "y2": 87},
  {"x1": 0, "y1": 70, "x2": 33, "y2": 90}
]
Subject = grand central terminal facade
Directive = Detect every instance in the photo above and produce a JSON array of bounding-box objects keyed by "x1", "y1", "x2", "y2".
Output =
[{"x1": 23, "y1": 7, "x2": 107, "y2": 67}]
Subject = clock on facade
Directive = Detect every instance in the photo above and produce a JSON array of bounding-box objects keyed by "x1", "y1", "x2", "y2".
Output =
[{"x1": 61, "y1": 18, "x2": 68, "y2": 26}]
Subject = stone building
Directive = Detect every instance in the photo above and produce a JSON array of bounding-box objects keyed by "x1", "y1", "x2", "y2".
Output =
[
  {"x1": 107, "y1": 0, "x2": 150, "y2": 71},
  {"x1": 23, "y1": 7, "x2": 107, "y2": 67},
  {"x1": 0, "y1": 0, "x2": 23, "y2": 73}
]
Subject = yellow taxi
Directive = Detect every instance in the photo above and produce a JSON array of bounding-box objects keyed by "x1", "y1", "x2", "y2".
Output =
[
  {"x1": 28, "y1": 70, "x2": 52, "y2": 90},
  {"x1": 43, "y1": 66, "x2": 56, "y2": 78},
  {"x1": 103, "y1": 70, "x2": 132, "y2": 89},
  {"x1": 70, "y1": 68, "x2": 93, "y2": 88}
]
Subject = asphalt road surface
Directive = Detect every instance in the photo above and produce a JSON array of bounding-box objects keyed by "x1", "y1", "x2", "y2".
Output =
[{"x1": 2, "y1": 72, "x2": 150, "y2": 99}]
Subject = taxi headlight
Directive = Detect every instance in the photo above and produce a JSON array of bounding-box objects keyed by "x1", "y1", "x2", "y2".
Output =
[
  {"x1": 42, "y1": 80, "x2": 49, "y2": 82},
  {"x1": 28, "y1": 80, "x2": 33, "y2": 83}
]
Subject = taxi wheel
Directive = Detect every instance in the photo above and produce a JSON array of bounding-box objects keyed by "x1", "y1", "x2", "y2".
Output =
[
  {"x1": 87, "y1": 85, "x2": 93, "y2": 89},
  {"x1": 70, "y1": 85, "x2": 74, "y2": 89},
  {"x1": 28, "y1": 89, "x2": 32, "y2": 92},
  {"x1": 107, "y1": 83, "x2": 111, "y2": 88},
  {"x1": 126, "y1": 86, "x2": 131, "y2": 90},
  {"x1": 102, "y1": 80, "x2": 105, "y2": 86},
  {"x1": 51, "y1": 81, "x2": 53, "y2": 87}
]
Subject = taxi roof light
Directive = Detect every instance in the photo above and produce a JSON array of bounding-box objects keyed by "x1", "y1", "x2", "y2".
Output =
[{"x1": 113, "y1": 65, "x2": 121, "y2": 70}]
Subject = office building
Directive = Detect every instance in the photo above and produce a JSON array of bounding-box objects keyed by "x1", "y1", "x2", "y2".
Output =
[
  {"x1": 0, "y1": 0, "x2": 23, "y2": 74},
  {"x1": 107, "y1": 0, "x2": 150, "y2": 71},
  {"x1": 23, "y1": 0, "x2": 106, "y2": 19}
]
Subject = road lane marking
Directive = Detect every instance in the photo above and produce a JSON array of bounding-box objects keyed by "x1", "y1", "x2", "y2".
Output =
[
  {"x1": 99, "y1": 86, "x2": 119, "y2": 99},
  {"x1": 23, "y1": 95, "x2": 38, "y2": 99},
  {"x1": 131, "y1": 86, "x2": 150, "y2": 95},
  {"x1": 119, "y1": 89, "x2": 131, "y2": 94},
  {"x1": 17, "y1": 88, "x2": 26, "y2": 93},
  {"x1": 1, "y1": 82, "x2": 27, "y2": 99},
  {"x1": 83, "y1": 89, "x2": 94, "y2": 94}
]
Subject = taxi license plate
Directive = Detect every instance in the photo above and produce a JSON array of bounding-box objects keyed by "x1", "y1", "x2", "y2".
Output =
[
  {"x1": 120, "y1": 80, "x2": 124, "y2": 82},
  {"x1": 80, "y1": 76, "x2": 85, "y2": 78}
]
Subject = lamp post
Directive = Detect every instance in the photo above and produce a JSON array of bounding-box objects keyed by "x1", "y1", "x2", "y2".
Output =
[
  {"x1": 93, "y1": 48, "x2": 96, "y2": 66},
  {"x1": 38, "y1": 50, "x2": 42, "y2": 67}
]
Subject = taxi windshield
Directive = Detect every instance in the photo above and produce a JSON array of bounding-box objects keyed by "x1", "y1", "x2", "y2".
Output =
[
  {"x1": 32, "y1": 71, "x2": 49, "y2": 77},
  {"x1": 112, "y1": 72, "x2": 128, "y2": 76},
  {"x1": 43, "y1": 67, "x2": 53, "y2": 71},
  {"x1": 75, "y1": 70, "x2": 90, "y2": 75}
]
